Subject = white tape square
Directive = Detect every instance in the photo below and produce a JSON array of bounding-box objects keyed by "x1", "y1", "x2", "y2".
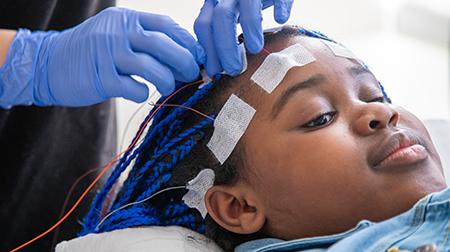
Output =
[
  {"x1": 207, "y1": 94, "x2": 256, "y2": 164},
  {"x1": 250, "y1": 43, "x2": 316, "y2": 93},
  {"x1": 321, "y1": 40, "x2": 358, "y2": 60}
]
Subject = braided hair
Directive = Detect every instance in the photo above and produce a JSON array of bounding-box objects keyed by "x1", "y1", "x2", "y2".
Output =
[{"x1": 81, "y1": 25, "x2": 391, "y2": 251}]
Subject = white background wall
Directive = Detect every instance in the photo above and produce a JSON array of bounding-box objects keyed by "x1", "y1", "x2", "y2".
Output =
[{"x1": 115, "y1": 0, "x2": 450, "y2": 159}]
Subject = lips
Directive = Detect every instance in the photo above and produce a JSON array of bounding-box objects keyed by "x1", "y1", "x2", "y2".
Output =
[{"x1": 369, "y1": 130, "x2": 428, "y2": 169}]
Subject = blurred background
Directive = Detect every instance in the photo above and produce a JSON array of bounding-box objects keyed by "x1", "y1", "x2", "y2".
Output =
[{"x1": 115, "y1": 0, "x2": 450, "y2": 175}]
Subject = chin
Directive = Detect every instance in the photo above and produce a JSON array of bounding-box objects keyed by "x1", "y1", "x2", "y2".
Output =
[{"x1": 411, "y1": 164, "x2": 447, "y2": 199}]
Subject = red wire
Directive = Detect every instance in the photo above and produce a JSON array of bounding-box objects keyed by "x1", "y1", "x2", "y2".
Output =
[
  {"x1": 10, "y1": 80, "x2": 204, "y2": 252},
  {"x1": 50, "y1": 167, "x2": 99, "y2": 250},
  {"x1": 262, "y1": 47, "x2": 271, "y2": 55},
  {"x1": 50, "y1": 98, "x2": 214, "y2": 247},
  {"x1": 149, "y1": 103, "x2": 214, "y2": 121}
]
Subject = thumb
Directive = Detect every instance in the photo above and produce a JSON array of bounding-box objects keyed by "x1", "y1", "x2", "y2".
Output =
[
  {"x1": 119, "y1": 75, "x2": 150, "y2": 103},
  {"x1": 274, "y1": 0, "x2": 294, "y2": 24}
]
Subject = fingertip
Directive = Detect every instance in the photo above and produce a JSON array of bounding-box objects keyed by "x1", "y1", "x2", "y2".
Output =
[
  {"x1": 221, "y1": 48, "x2": 242, "y2": 76},
  {"x1": 154, "y1": 72, "x2": 175, "y2": 96},
  {"x1": 205, "y1": 64, "x2": 220, "y2": 79},
  {"x1": 245, "y1": 37, "x2": 263, "y2": 54},
  {"x1": 238, "y1": 0, "x2": 263, "y2": 54},
  {"x1": 159, "y1": 82, "x2": 175, "y2": 96},
  {"x1": 203, "y1": 51, "x2": 223, "y2": 78},
  {"x1": 274, "y1": 0, "x2": 293, "y2": 24},
  {"x1": 121, "y1": 76, "x2": 150, "y2": 103},
  {"x1": 224, "y1": 61, "x2": 242, "y2": 76},
  {"x1": 275, "y1": 13, "x2": 289, "y2": 24},
  {"x1": 181, "y1": 63, "x2": 201, "y2": 83}
]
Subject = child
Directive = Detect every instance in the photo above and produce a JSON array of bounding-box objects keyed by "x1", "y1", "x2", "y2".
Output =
[{"x1": 81, "y1": 26, "x2": 448, "y2": 252}]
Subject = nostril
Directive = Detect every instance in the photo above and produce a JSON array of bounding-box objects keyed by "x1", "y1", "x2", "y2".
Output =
[
  {"x1": 389, "y1": 112, "x2": 399, "y2": 126},
  {"x1": 369, "y1": 120, "x2": 379, "y2": 129}
]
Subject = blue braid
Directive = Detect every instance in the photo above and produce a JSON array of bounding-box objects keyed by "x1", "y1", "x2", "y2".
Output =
[
  {"x1": 163, "y1": 203, "x2": 190, "y2": 218},
  {"x1": 124, "y1": 83, "x2": 214, "y2": 172},
  {"x1": 298, "y1": 27, "x2": 335, "y2": 42},
  {"x1": 98, "y1": 206, "x2": 159, "y2": 233},
  {"x1": 114, "y1": 118, "x2": 212, "y2": 209},
  {"x1": 380, "y1": 82, "x2": 392, "y2": 103},
  {"x1": 99, "y1": 215, "x2": 159, "y2": 233},
  {"x1": 169, "y1": 214, "x2": 198, "y2": 229},
  {"x1": 82, "y1": 109, "x2": 157, "y2": 232},
  {"x1": 163, "y1": 203, "x2": 205, "y2": 233},
  {"x1": 116, "y1": 86, "x2": 214, "y2": 196},
  {"x1": 155, "y1": 119, "x2": 182, "y2": 153},
  {"x1": 101, "y1": 133, "x2": 205, "y2": 234},
  {"x1": 138, "y1": 82, "x2": 214, "y2": 152},
  {"x1": 82, "y1": 83, "x2": 215, "y2": 233},
  {"x1": 136, "y1": 131, "x2": 205, "y2": 202}
]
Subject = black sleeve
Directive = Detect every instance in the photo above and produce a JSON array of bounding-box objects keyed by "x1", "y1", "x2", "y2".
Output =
[{"x1": 0, "y1": 1, "x2": 117, "y2": 251}]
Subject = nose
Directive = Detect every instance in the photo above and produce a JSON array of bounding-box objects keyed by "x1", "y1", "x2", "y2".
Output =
[{"x1": 352, "y1": 102, "x2": 400, "y2": 136}]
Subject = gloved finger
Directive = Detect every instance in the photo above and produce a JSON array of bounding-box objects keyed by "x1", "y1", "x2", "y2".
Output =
[
  {"x1": 137, "y1": 12, "x2": 206, "y2": 65},
  {"x1": 238, "y1": 0, "x2": 264, "y2": 54},
  {"x1": 273, "y1": 0, "x2": 294, "y2": 24},
  {"x1": 194, "y1": 0, "x2": 222, "y2": 77},
  {"x1": 213, "y1": 0, "x2": 242, "y2": 75},
  {"x1": 261, "y1": 0, "x2": 274, "y2": 9},
  {"x1": 118, "y1": 75, "x2": 149, "y2": 103},
  {"x1": 129, "y1": 30, "x2": 200, "y2": 82},
  {"x1": 115, "y1": 52, "x2": 175, "y2": 96}
]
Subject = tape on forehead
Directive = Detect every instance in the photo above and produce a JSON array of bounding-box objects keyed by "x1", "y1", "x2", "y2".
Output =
[
  {"x1": 250, "y1": 43, "x2": 316, "y2": 93},
  {"x1": 207, "y1": 94, "x2": 256, "y2": 164},
  {"x1": 321, "y1": 40, "x2": 359, "y2": 61}
]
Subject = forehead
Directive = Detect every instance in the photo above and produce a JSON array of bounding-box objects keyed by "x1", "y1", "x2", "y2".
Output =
[
  {"x1": 240, "y1": 36, "x2": 367, "y2": 116},
  {"x1": 242, "y1": 35, "x2": 365, "y2": 92}
]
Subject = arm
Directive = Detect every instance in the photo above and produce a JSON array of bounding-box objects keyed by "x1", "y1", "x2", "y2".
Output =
[
  {"x1": 0, "y1": 8, "x2": 204, "y2": 108},
  {"x1": 0, "y1": 29, "x2": 17, "y2": 67}
]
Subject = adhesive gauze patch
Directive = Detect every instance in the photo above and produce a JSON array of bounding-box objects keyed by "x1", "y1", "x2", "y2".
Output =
[
  {"x1": 207, "y1": 94, "x2": 256, "y2": 164},
  {"x1": 321, "y1": 40, "x2": 358, "y2": 60},
  {"x1": 251, "y1": 43, "x2": 316, "y2": 93},
  {"x1": 182, "y1": 169, "x2": 215, "y2": 218}
]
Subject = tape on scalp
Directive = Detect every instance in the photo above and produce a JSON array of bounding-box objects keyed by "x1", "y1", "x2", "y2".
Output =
[
  {"x1": 250, "y1": 43, "x2": 316, "y2": 93},
  {"x1": 207, "y1": 94, "x2": 256, "y2": 164},
  {"x1": 182, "y1": 169, "x2": 215, "y2": 218}
]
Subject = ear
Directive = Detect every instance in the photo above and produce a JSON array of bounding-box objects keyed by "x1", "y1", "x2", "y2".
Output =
[{"x1": 205, "y1": 184, "x2": 265, "y2": 234}]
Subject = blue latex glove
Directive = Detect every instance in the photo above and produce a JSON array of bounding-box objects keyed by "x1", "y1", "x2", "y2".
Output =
[
  {"x1": 0, "y1": 7, "x2": 205, "y2": 108},
  {"x1": 194, "y1": 0, "x2": 294, "y2": 77}
]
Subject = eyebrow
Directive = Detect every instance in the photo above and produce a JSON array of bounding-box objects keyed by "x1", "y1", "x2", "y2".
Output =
[
  {"x1": 271, "y1": 65, "x2": 375, "y2": 119},
  {"x1": 348, "y1": 65, "x2": 374, "y2": 78},
  {"x1": 271, "y1": 74, "x2": 326, "y2": 119}
]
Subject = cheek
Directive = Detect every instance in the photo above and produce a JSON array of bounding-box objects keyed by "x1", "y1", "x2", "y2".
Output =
[
  {"x1": 246, "y1": 122, "x2": 373, "y2": 204},
  {"x1": 281, "y1": 127, "x2": 369, "y2": 188}
]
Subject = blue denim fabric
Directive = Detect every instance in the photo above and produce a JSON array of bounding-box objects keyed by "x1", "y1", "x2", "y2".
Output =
[{"x1": 235, "y1": 187, "x2": 450, "y2": 252}]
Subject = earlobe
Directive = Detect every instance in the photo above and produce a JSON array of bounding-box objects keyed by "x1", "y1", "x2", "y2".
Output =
[{"x1": 205, "y1": 184, "x2": 265, "y2": 234}]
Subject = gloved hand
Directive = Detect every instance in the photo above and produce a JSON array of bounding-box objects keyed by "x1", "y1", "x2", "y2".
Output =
[
  {"x1": 0, "y1": 7, "x2": 205, "y2": 108},
  {"x1": 194, "y1": 0, "x2": 294, "y2": 77}
]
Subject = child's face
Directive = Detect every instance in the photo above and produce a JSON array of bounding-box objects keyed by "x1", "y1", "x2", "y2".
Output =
[{"x1": 206, "y1": 36, "x2": 448, "y2": 240}]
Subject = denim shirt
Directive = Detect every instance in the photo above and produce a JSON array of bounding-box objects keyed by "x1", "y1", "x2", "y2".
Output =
[{"x1": 236, "y1": 187, "x2": 450, "y2": 252}]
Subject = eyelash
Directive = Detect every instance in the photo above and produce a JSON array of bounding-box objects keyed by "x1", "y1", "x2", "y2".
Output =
[
  {"x1": 301, "y1": 96, "x2": 387, "y2": 129},
  {"x1": 302, "y1": 111, "x2": 337, "y2": 128},
  {"x1": 368, "y1": 96, "x2": 386, "y2": 103}
]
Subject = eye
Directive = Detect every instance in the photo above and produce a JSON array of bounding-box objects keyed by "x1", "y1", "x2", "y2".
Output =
[
  {"x1": 302, "y1": 111, "x2": 337, "y2": 128},
  {"x1": 368, "y1": 96, "x2": 386, "y2": 103}
]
